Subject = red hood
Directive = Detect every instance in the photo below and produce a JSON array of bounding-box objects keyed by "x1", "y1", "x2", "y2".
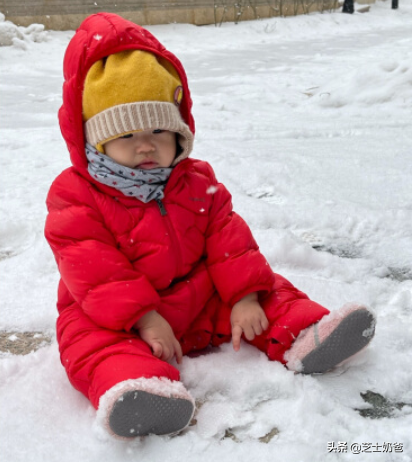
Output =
[{"x1": 59, "y1": 13, "x2": 195, "y2": 175}]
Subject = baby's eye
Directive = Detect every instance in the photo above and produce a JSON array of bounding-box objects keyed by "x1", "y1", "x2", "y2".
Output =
[
  {"x1": 153, "y1": 129, "x2": 164, "y2": 134},
  {"x1": 120, "y1": 133, "x2": 133, "y2": 139}
]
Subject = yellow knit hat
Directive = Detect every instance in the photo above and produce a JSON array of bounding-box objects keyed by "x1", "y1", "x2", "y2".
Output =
[{"x1": 82, "y1": 50, "x2": 193, "y2": 161}]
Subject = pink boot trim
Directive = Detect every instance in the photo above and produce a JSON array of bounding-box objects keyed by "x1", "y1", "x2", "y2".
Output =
[
  {"x1": 96, "y1": 377, "x2": 195, "y2": 439},
  {"x1": 284, "y1": 303, "x2": 376, "y2": 374}
]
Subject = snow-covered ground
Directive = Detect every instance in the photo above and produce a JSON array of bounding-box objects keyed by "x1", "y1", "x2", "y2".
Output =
[
  {"x1": 1, "y1": 1, "x2": 412, "y2": 460},
  {"x1": 0, "y1": 12, "x2": 48, "y2": 49}
]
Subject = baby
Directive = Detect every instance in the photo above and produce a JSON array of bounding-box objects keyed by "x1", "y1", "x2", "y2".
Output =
[{"x1": 45, "y1": 12, "x2": 375, "y2": 439}]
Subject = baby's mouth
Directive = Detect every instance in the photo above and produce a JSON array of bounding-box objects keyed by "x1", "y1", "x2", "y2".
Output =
[{"x1": 136, "y1": 160, "x2": 158, "y2": 170}]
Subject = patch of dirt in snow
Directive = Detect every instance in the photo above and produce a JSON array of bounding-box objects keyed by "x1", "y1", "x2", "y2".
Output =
[
  {"x1": 384, "y1": 266, "x2": 412, "y2": 282},
  {"x1": 245, "y1": 186, "x2": 286, "y2": 205},
  {"x1": 0, "y1": 250, "x2": 15, "y2": 261},
  {"x1": 355, "y1": 390, "x2": 412, "y2": 419},
  {"x1": 294, "y1": 232, "x2": 364, "y2": 259},
  {"x1": 0, "y1": 331, "x2": 52, "y2": 355},
  {"x1": 312, "y1": 243, "x2": 363, "y2": 259},
  {"x1": 221, "y1": 427, "x2": 280, "y2": 443},
  {"x1": 258, "y1": 427, "x2": 280, "y2": 443}
]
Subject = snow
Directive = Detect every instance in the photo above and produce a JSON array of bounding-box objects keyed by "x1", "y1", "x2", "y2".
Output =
[
  {"x1": 0, "y1": 13, "x2": 49, "y2": 49},
  {"x1": 1, "y1": 1, "x2": 412, "y2": 460}
]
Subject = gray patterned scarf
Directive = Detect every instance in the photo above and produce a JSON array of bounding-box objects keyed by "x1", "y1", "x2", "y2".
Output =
[{"x1": 85, "y1": 143, "x2": 172, "y2": 203}]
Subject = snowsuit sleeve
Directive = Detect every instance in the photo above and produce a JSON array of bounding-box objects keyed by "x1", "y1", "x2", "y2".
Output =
[
  {"x1": 203, "y1": 163, "x2": 275, "y2": 307},
  {"x1": 45, "y1": 171, "x2": 160, "y2": 331}
]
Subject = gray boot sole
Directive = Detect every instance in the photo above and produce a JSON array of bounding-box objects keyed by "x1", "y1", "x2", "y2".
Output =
[
  {"x1": 109, "y1": 390, "x2": 195, "y2": 438},
  {"x1": 301, "y1": 309, "x2": 375, "y2": 374}
]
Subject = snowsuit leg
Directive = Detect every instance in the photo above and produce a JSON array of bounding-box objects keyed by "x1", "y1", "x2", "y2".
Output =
[
  {"x1": 246, "y1": 273, "x2": 330, "y2": 363},
  {"x1": 57, "y1": 305, "x2": 180, "y2": 409}
]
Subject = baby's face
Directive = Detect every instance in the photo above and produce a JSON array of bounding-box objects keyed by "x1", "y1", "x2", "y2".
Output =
[{"x1": 104, "y1": 129, "x2": 176, "y2": 169}]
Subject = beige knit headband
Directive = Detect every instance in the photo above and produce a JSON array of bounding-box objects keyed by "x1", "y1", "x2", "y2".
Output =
[{"x1": 84, "y1": 101, "x2": 194, "y2": 164}]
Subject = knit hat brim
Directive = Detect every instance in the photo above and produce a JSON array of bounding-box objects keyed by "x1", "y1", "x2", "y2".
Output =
[{"x1": 84, "y1": 101, "x2": 194, "y2": 164}]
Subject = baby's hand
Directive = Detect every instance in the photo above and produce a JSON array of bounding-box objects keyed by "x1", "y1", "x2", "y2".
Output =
[
  {"x1": 231, "y1": 292, "x2": 269, "y2": 352},
  {"x1": 134, "y1": 311, "x2": 183, "y2": 364}
]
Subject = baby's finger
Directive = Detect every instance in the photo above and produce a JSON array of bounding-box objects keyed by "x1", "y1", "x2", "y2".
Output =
[
  {"x1": 232, "y1": 325, "x2": 243, "y2": 351},
  {"x1": 161, "y1": 345, "x2": 171, "y2": 362},
  {"x1": 260, "y1": 313, "x2": 269, "y2": 331},
  {"x1": 174, "y1": 339, "x2": 183, "y2": 364},
  {"x1": 252, "y1": 321, "x2": 263, "y2": 337},
  {"x1": 152, "y1": 342, "x2": 163, "y2": 359},
  {"x1": 243, "y1": 324, "x2": 255, "y2": 341}
]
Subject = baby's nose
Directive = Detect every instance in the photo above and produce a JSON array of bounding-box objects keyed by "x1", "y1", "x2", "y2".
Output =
[{"x1": 135, "y1": 135, "x2": 155, "y2": 153}]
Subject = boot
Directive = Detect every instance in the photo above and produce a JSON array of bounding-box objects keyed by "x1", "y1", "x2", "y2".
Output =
[
  {"x1": 285, "y1": 304, "x2": 376, "y2": 374},
  {"x1": 98, "y1": 377, "x2": 195, "y2": 438}
]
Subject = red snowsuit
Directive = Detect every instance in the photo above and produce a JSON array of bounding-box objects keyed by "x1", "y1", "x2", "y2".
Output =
[{"x1": 45, "y1": 13, "x2": 329, "y2": 409}]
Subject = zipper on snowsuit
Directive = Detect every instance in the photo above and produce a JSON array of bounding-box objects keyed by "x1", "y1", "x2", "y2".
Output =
[
  {"x1": 156, "y1": 199, "x2": 183, "y2": 276},
  {"x1": 156, "y1": 199, "x2": 167, "y2": 216}
]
